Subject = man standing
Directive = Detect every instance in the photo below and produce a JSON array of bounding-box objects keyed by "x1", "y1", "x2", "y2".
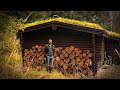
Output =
[{"x1": 44, "y1": 38, "x2": 55, "y2": 72}]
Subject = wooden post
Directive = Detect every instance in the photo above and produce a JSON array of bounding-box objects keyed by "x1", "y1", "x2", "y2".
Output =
[
  {"x1": 119, "y1": 39, "x2": 120, "y2": 47},
  {"x1": 100, "y1": 36, "x2": 105, "y2": 66},
  {"x1": 92, "y1": 34, "x2": 96, "y2": 73}
]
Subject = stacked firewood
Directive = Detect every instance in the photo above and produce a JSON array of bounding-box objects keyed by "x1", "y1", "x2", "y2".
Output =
[
  {"x1": 23, "y1": 45, "x2": 45, "y2": 69},
  {"x1": 23, "y1": 45, "x2": 94, "y2": 78}
]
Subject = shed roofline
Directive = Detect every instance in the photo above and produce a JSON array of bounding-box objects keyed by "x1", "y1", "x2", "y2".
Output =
[{"x1": 18, "y1": 21, "x2": 120, "y2": 41}]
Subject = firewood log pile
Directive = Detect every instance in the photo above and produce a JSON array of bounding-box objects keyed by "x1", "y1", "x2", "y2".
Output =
[{"x1": 23, "y1": 45, "x2": 94, "y2": 78}]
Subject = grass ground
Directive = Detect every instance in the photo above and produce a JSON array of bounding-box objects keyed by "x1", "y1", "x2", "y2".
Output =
[
  {"x1": 0, "y1": 53, "x2": 81, "y2": 79},
  {"x1": 1, "y1": 52, "x2": 120, "y2": 79}
]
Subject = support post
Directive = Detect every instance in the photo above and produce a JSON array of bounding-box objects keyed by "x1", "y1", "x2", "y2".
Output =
[
  {"x1": 100, "y1": 36, "x2": 105, "y2": 65},
  {"x1": 92, "y1": 34, "x2": 96, "y2": 73}
]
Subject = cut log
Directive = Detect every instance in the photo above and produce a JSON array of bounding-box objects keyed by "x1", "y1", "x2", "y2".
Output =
[
  {"x1": 24, "y1": 49, "x2": 29, "y2": 53},
  {"x1": 24, "y1": 52, "x2": 28, "y2": 56},
  {"x1": 39, "y1": 60, "x2": 43, "y2": 64},
  {"x1": 79, "y1": 54, "x2": 83, "y2": 59},
  {"x1": 69, "y1": 53, "x2": 75, "y2": 59},
  {"x1": 82, "y1": 63, "x2": 87, "y2": 69},
  {"x1": 58, "y1": 60, "x2": 64, "y2": 66},
  {"x1": 76, "y1": 65, "x2": 80, "y2": 70},
  {"x1": 88, "y1": 53, "x2": 92, "y2": 57},
  {"x1": 60, "y1": 67, "x2": 66, "y2": 74},
  {"x1": 55, "y1": 56, "x2": 60, "y2": 62},
  {"x1": 28, "y1": 61, "x2": 33, "y2": 67},
  {"x1": 36, "y1": 52, "x2": 40, "y2": 57},
  {"x1": 70, "y1": 46, "x2": 75, "y2": 51},
  {"x1": 60, "y1": 54, "x2": 65, "y2": 59},
  {"x1": 38, "y1": 57, "x2": 42, "y2": 61},
  {"x1": 41, "y1": 59, "x2": 45, "y2": 64},
  {"x1": 53, "y1": 61, "x2": 58, "y2": 68},
  {"x1": 70, "y1": 59, "x2": 76, "y2": 66},
  {"x1": 29, "y1": 57, "x2": 34, "y2": 61},
  {"x1": 85, "y1": 50, "x2": 90, "y2": 54},
  {"x1": 62, "y1": 50, "x2": 66, "y2": 54},
  {"x1": 76, "y1": 57, "x2": 81, "y2": 62},
  {"x1": 82, "y1": 53, "x2": 86, "y2": 57},
  {"x1": 68, "y1": 50, "x2": 72, "y2": 54},
  {"x1": 79, "y1": 66, "x2": 84, "y2": 72},
  {"x1": 58, "y1": 47, "x2": 63, "y2": 51},
  {"x1": 34, "y1": 53, "x2": 37, "y2": 57},
  {"x1": 88, "y1": 70, "x2": 94, "y2": 78},
  {"x1": 73, "y1": 66, "x2": 78, "y2": 74},
  {"x1": 64, "y1": 58, "x2": 70, "y2": 64},
  {"x1": 86, "y1": 67, "x2": 91, "y2": 72},
  {"x1": 29, "y1": 49, "x2": 33, "y2": 55},
  {"x1": 54, "y1": 53, "x2": 58, "y2": 58},
  {"x1": 38, "y1": 48, "x2": 41, "y2": 52},
  {"x1": 82, "y1": 70, "x2": 87, "y2": 75},
  {"x1": 81, "y1": 74, "x2": 88, "y2": 79},
  {"x1": 65, "y1": 47, "x2": 70, "y2": 53},
  {"x1": 79, "y1": 50, "x2": 82, "y2": 54},
  {"x1": 63, "y1": 64, "x2": 68, "y2": 70},
  {"x1": 35, "y1": 45, "x2": 39, "y2": 49},
  {"x1": 56, "y1": 51, "x2": 62, "y2": 56},
  {"x1": 38, "y1": 45, "x2": 42, "y2": 49},
  {"x1": 75, "y1": 61, "x2": 79, "y2": 66},
  {"x1": 23, "y1": 56, "x2": 27, "y2": 60},
  {"x1": 26, "y1": 55, "x2": 30, "y2": 59},
  {"x1": 85, "y1": 55, "x2": 89, "y2": 60},
  {"x1": 65, "y1": 53, "x2": 69, "y2": 58},
  {"x1": 74, "y1": 48, "x2": 79, "y2": 52},
  {"x1": 79, "y1": 60, "x2": 84, "y2": 66},
  {"x1": 41, "y1": 55, "x2": 45, "y2": 60},
  {"x1": 55, "y1": 48, "x2": 59, "y2": 52},
  {"x1": 39, "y1": 51, "x2": 43, "y2": 55},
  {"x1": 85, "y1": 59, "x2": 92, "y2": 66},
  {"x1": 75, "y1": 51, "x2": 80, "y2": 56},
  {"x1": 23, "y1": 61, "x2": 27, "y2": 66},
  {"x1": 32, "y1": 46, "x2": 36, "y2": 53},
  {"x1": 81, "y1": 58, "x2": 86, "y2": 61},
  {"x1": 67, "y1": 68, "x2": 73, "y2": 74}
]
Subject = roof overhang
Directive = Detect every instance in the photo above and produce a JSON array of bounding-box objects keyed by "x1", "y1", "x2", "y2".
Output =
[{"x1": 18, "y1": 21, "x2": 120, "y2": 41}]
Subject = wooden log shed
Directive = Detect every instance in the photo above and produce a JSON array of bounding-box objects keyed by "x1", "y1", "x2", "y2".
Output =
[{"x1": 17, "y1": 17, "x2": 120, "y2": 73}]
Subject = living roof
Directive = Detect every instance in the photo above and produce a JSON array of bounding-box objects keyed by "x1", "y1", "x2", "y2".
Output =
[{"x1": 20, "y1": 17, "x2": 120, "y2": 38}]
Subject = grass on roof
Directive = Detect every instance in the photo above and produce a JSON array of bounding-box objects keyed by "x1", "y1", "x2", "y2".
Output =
[
  {"x1": 21, "y1": 17, "x2": 120, "y2": 38},
  {"x1": 105, "y1": 30, "x2": 120, "y2": 38},
  {"x1": 24, "y1": 17, "x2": 105, "y2": 30}
]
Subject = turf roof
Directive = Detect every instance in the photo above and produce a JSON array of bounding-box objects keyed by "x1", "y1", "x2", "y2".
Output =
[{"x1": 21, "y1": 17, "x2": 120, "y2": 38}]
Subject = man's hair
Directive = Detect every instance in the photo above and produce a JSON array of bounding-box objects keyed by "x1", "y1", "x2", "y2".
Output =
[{"x1": 49, "y1": 38, "x2": 52, "y2": 40}]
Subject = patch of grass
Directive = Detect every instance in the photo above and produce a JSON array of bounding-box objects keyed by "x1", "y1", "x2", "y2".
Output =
[
  {"x1": 23, "y1": 17, "x2": 105, "y2": 30},
  {"x1": 0, "y1": 52, "x2": 81, "y2": 79},
  {"x1": 21, "y1": 68, "x2": 72, "y2": 79}
]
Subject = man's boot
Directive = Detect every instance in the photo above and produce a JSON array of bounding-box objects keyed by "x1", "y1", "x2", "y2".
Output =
[{"x1": 46, "y1": 66, "x2": 49, "y2": 71}]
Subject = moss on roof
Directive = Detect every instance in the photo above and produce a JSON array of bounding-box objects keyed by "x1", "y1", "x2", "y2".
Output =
[
  {"x1": 21, "y1": 17, "x2": 120, "y2": 38},
  {"x1": 105, "y1": 30, "x2": 120, "y2": 38}
]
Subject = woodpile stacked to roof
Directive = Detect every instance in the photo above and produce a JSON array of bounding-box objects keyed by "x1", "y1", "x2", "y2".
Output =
[{"x1": 23, "y1": 45, "x2": 94, "y2": 79}]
